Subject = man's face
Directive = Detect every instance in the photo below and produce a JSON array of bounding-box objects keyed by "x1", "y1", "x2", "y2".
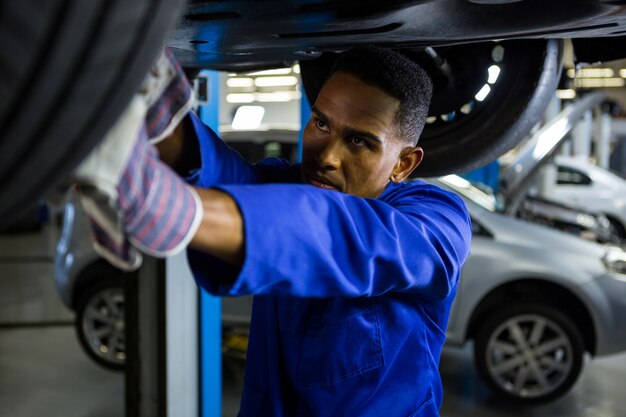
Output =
[{"x1": 300, "y1": 71, "x2": 418, "y2": 198}]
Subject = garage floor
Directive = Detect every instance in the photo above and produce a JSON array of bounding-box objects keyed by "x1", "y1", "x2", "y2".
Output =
[
  {"x1": 2, "y1": 251, "x2": 626, "y2": 417},
  {"x1": 2, "y1": 325, "x2": 626, "y2": 417}
]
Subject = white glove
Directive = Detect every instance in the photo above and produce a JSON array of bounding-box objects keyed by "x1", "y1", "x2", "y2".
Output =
[
  {"x1": 74, "y1": 97, "x2": 147, "y2": 270},
  {"x1": 74, "y1": 48, "x2": 201, "y2": 271}
]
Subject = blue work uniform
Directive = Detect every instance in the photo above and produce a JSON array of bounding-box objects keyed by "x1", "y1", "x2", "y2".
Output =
[{"x1": 185, "y1": 113, "x2": 472, "y2": 417}]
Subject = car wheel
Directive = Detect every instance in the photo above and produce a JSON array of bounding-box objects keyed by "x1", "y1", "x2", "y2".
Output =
[
  {"x1": 474, "y1": 303, "x2": 585, "y2": 404},
  {"x1": 0, "y1": 0, "x2": 184, "y2": 231},
  {"x1": 75, "y1": 277, "x2": 126, "y2": 371},
  {"x1": 300, "y1": 39, "x2": 563, "y2": 176}
]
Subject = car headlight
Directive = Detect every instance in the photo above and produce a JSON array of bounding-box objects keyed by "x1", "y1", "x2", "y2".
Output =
[{"x1": 603, "y1": 246, "x2": 626, "y2": 275}]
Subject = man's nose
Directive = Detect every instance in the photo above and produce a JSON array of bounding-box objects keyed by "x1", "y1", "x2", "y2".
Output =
[{"x1": 317, "y1": 136, "x2": 342, "y2": 170}]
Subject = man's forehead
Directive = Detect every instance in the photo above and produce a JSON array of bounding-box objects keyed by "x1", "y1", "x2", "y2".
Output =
[{"x1": 316, "y1": 72, "x2": 400, "y2": 131}]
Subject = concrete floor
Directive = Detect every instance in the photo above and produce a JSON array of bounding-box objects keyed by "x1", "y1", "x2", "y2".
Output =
[
  {"x1": 3, "y1": 225, "x2": 626, "y2": 417},
  {"x1": 4, "y1": 325, "x2": 626, "y2": 417}
]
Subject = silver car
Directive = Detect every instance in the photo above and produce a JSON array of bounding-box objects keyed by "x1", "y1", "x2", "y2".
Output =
[{"x1": 436, "y1": 174, "x2": 626, "y2": 404}]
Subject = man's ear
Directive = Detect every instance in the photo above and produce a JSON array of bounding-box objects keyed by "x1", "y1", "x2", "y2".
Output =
[{"x1": 390, "y1": 146, "x2": 424, "y2": 183}]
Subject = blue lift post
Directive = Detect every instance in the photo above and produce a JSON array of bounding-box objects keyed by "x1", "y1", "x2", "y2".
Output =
[
  {"x1": 460, "y1": 160, "x2": 500, "y2": 192},
  {"x1": 198, "y1": 69, "x2": 222, "y2": 417},
  {"x1": 299, "y1": 90, "x2": 311, "y2": 161}
]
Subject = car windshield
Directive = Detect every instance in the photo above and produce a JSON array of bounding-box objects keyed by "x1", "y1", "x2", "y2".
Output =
[{"x1": 438, "y1": 175, "x2": 501, "y2": 212}]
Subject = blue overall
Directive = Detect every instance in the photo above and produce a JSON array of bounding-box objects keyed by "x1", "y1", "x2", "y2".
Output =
[{"x1": 185, "y1": 113, "x2": 472, "y2": 417}]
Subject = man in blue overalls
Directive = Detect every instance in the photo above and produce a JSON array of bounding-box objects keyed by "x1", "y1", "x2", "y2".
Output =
[{"x1": 76, "y1": 45, "x2": 472, "y2": 417}]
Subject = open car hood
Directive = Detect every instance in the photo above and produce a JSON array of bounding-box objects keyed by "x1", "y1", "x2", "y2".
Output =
[{"x1": 499, "y1": 91, "x2": 606, "y2": 214}]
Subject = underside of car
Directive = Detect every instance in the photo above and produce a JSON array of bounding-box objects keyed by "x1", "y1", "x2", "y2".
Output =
[{"x1": 2, "y1": 0, "x2": 626, "y2": 229}]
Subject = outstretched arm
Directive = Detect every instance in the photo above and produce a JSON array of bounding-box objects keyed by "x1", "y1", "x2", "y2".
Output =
[{"x1": 190, "y1": 187, "x2": 244, "y2": 266}]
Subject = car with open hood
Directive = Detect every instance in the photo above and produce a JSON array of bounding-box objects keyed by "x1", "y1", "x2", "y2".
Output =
[{"x1": 546, "y1": 155, "x2": 626, "y2": 240}]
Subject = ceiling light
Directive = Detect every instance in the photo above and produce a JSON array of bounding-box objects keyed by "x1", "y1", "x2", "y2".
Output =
[
  {"x1": 227, "y1": 77, "x2": 254, "y2": 88},
  {"x1": 566, "y1": 68, "x2": 614, "y2": 78},
  {"x1": 256, "y1": 91, "x2": 302, "y2": 102},
  {"x1": 254, "y1": 76, "x2": 299, "y2": 87},
  {"x1": 226, "y1": 93, "x2": 255, "y2": 103},
  {"x1": 620, "y1": 69, "x2": 626, "y2": 78},
  {"x1": 231, "y1": 106, "x2": 265, "y2": 130},
  {"x1": 293, "y1": 64, "x2": 301, "y2": 74},
  {"x1": 573, "y1": 77, "x2": 625, "y2": 88},
  {"x1": 475, "y1": 84, "x2": 491, "y2": 102},
  {"x1": 246, "y1": 68, "x2": 293, "y2": 76},
  {"x1": 555, "y1": 89, "x2": 576, "y2": 99},
  {"x1": 487, "y1": 65, "x2": 501, "y2": 84}
]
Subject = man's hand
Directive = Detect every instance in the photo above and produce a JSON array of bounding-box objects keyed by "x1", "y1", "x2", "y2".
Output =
[
  {"x1": 75, "y1": 100, "x2": 201, "y2": 270},
  {"x1": 72, "y1": 48, "x2": 200, "y2": 270}
]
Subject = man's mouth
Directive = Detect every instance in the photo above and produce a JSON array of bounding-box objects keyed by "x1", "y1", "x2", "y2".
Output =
[{"x1": 308, "y1": 174, "x2": 338, "y2": 191}]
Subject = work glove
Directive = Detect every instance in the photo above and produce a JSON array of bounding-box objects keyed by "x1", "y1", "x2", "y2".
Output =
[
  {"x1": 74, "y1": 48, "x2": 200, "y2": 271},
  {"x1": 141, "y1": 48, "x2": 195, "y2": 144}
]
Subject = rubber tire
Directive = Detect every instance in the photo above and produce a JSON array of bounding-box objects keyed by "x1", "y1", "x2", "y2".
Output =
[
  {"x1": 300, "y1": 39, "x2": 563, "y2": 177},
  {"x1": 474, "y1": 303, "x2": 585, "y2": 404},
  {"x1": 0, "y1": 0, "x2": 183, "y2": 230},
  {"x1": 75, "y1": 274, "x2": 126, "y2": 372}
]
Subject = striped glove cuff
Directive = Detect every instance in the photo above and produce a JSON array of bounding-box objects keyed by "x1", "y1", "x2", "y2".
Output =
[{"x1": 117, "y1": 128, "x2": 203, "y2": 257}]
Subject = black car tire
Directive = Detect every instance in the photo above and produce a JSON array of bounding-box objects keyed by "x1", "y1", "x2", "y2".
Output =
[
  {"x1": 0, "y1": 0, "x2": 183, "y2": 230},
  {"x1": 300, "y1": 39, "x2": 563, "y2": 177},
  {"x1": 75, "y1": 274, "x2": 126, "y2": 371},
  {"x1": 474, "y1": 303, "x2": 585, "y2": 404}
]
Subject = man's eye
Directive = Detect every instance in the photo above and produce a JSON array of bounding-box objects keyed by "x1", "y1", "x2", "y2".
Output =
[
  {"x1": 315, "y1": 118, "x2": 328, "y2": 131},
  {"x1": 350, "y1": 137, "x2": 366, "y2": 147}
]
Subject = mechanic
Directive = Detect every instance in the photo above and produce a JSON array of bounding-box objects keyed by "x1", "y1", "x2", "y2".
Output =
[{"x1": 76, "y1": 45, "x2": 472, "y2": 416}]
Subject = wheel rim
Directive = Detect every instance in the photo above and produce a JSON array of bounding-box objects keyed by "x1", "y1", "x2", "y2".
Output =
[
  {"x1": 423, "y1": 42, "x2": 506, "y2": 130},
  {"x1": 81, "y1": 287, "x2": 126, "y2": 366},
  {"x1": 485, "y1": 313, "x2": 573, "y2": 399}
]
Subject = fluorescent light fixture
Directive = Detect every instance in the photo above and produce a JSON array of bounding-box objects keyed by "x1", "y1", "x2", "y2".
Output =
[
  {"x1": 256, "y1": 91, "x2": 302, "y2": 102},
  {"x1": 566, "y1": 68, "x2": 614, "y2": 78},
  {"x1": 620, "y1": 69, "x2": 626, "y2": 78},
  {"x1": 487, "y1": 65, "x2": 501, "y2": 84},
  {"x1": 227, "y1": 77, "x2": 254, "y2": 88},
  {"x1": 227, "y1": 91, "x2": 302, "y2": 103},
  {"x1": 226, "y1": 93, "x2": 255, "y2": 103},
  {"x1": 475, "y1": 84, "x2": 491, "y2": 102},
  {"x1": 231, "y1": 105, "x2": 265, "y2": 130},
  {"x1": 293, "y1": 64, "x2": 301, "y2": 74},
  {"x1": 254, "y1": 76, "x2": 299, "y2": 87},
  {"x1": 555, "y1": 89, "x2": 576, "y2": 99},
  {"x1": 246, "y1": 68, "x2": 293, "y2": 76},
  {"x1": 573, "y1": 77, "x2": 625, "y2": 88}
]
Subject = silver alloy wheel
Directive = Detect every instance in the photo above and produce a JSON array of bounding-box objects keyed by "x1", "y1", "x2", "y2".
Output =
[
  {"x1": 484, "y1": 313, "x2": 573, "y2": 399},
  {"x1": 81, "y1": 287, "x2": 126, "y2": 367}
]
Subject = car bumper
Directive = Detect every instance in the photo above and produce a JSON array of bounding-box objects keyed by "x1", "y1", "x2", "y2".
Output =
[{"x1": 584, "y1": 271, "x2": 626, "y2": 356}]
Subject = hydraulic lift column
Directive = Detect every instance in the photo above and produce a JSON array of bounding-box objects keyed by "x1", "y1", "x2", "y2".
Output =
[{"x1": 125, "y1": 70, "x2": 222, "y2": 417}]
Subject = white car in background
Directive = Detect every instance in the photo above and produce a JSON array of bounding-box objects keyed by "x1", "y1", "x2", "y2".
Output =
[{"x1": 547, "y1": 155, "x2": 626, "y2": 240}]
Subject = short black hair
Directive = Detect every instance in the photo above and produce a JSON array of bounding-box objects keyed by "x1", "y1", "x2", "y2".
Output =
[{"x1": 329, "y1": 45, "x2": 433, "y2": 145}]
